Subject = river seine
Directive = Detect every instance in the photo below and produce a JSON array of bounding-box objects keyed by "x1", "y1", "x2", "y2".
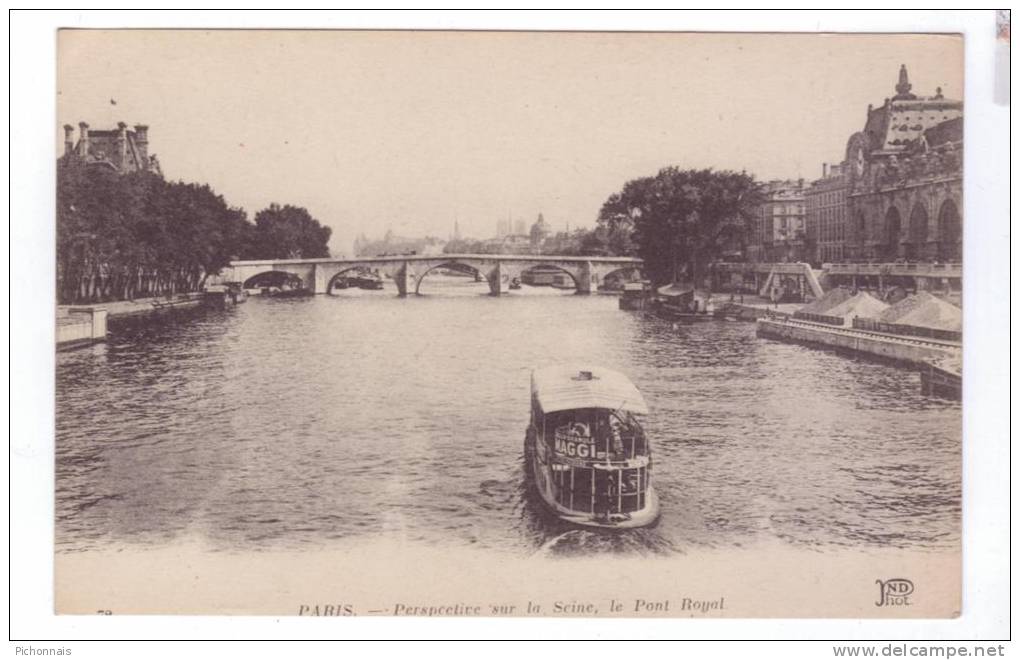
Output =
[{"x1": 55, "y1": 276, "x2": 961, "y2": 557}]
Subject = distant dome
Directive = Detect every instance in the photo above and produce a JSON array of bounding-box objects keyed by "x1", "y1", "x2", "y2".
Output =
[{"x1": 530, "y1": 213, "x2": 550, "y2": 244}]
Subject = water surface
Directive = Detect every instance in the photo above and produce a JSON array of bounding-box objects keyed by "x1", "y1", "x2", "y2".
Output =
[{"x1": 56, "y1": 277, "x2": 961, "y2": 556}]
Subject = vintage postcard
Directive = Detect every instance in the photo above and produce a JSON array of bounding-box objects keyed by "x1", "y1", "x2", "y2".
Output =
[{"x1": 53, "y1": 29, "x2": 964, "y2": 618}]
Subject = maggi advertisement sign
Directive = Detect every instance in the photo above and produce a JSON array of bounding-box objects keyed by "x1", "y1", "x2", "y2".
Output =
[{"x1": 554, "y1": 425, "x2": 601, "y2": 465}]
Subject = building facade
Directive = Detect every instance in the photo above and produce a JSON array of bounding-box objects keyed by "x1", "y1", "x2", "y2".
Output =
[
  {"x1": 843, "y1": 66, "x2": 963, "y2": 262},
  {"x1": 62, "y1": 121, "x2": 161, "y2": 175},
  {"x1": 748, "y1": 179, "x2": 807, "y2": 263},
  {"x1": 805, "y1": 163, "x2": 849, "y2": 265}
]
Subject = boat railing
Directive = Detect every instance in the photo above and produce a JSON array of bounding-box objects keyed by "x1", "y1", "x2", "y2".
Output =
[{"x1": 550, "y1": 462, "x2": 650, "y2": 514}]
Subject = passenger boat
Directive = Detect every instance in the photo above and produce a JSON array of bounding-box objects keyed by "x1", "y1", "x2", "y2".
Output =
[{"x1": 526, "y1": 366, "x2": 660, "y2": 529}]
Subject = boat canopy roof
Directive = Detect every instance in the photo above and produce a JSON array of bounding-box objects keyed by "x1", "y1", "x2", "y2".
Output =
[{"x1": 531, "y1": 366, "x2": 649, "y2": 415}]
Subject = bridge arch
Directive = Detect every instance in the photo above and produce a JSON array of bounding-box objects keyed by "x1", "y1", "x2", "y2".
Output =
[
  {"x1": 598, "y1": 265, "x2": 644, "y2": 291},
  {"x1": 326, "y1": 265, "x2": 389, "y2": 295},
  {"x1": 242, "y1": 270, "x2": 307, "y2": 291},
  {"x1": 516, "y1": 263, "x2": 581, "y2": 291},
  {"x1": 412, "y1": 261, "x2": 489, "y2": 295}
]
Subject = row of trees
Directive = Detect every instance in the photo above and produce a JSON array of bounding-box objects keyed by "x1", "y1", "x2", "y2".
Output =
[{"x1": 57, "y1": 165, "x2": 331, "y2": 304}]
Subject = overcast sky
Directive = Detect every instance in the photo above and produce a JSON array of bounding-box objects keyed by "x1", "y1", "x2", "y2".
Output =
[{"x1": 57, "y1": 31, "x2": 962, "y2": 255}]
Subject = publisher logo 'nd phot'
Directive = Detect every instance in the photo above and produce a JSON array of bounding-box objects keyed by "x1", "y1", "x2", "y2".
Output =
[{"x1": 875, "y1": 578, "x2": 914, "y2": 607}]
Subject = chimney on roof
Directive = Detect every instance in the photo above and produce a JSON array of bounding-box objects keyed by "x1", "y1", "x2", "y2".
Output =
[
  {"x1": 134, "y1": 124, "x2": 149, "y2": 169},
  {"x1": 63, "y1": 124, "x2": 74, "y2": 156},
  {"x1": 116, "y1": 122, "x2": 128, "y2": 168},
  {"x1": 78, "y1": 121, "x2": 89, "y2": 156},
  {"x1": 822, "y1": 163, "x2": 828, "y2": 178}
]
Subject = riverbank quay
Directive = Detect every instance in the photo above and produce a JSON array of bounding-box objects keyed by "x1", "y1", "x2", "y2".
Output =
[
  {"x1": 756, "y1": 314, "x2": 962, "y2": 369},
  {"x1": 56, "y1": 291, "x2": 239, "y2": 350},
  {"x1": 56, "y1": 307, "x2": 109, "y2": 351}
]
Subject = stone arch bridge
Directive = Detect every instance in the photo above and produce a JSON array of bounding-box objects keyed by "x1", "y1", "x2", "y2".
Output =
[{"x1": 214, "y1": 254, "x2": 644, "y2": 297}]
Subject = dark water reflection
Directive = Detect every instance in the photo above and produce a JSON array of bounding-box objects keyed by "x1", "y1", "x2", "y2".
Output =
[{"x1": 56, "y1": 278, "x2": 960, "y2": 556}]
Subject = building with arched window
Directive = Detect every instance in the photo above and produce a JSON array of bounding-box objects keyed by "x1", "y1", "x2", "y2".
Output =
[{"x1": 842, "y1": 66, "x2": 963, "y2": 263}]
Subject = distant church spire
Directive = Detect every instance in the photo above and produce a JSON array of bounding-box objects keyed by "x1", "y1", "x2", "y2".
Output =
[{"x1": 894, "y1": 64, "x2": 916, "y2": 100}]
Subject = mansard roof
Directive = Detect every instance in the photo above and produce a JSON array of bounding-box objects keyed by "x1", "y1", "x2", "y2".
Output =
[{"x1": 862, "y1": 66, "x2": 963, "y2": 154}]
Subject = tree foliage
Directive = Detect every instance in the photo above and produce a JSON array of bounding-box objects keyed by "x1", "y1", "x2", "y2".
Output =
[
  {"x1": 57, "y1": 165, "x2": 251, "y2": 303},
  {"x1": 541, "y1": 228, "x2": 608, "y2": 256},
  {"x1": 597, "y1": 168, "x2": 762, "y2": 285},
  {"x1": 245, "y1": 203, "x2": 332, "y2": 260},
  {"x1": 56, "y1": 163, "x2": 331, "y2": 304}
]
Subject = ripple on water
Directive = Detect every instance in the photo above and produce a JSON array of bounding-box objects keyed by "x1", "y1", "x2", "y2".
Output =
[{"x1": 56, "y1": 286, "x2": 961, "y2": 556}]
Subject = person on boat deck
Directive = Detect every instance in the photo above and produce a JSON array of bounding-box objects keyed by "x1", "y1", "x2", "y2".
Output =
[
  {"x1": 595, "y1": 471, "x2": 617, "y2": 521},
  {"x1": 609, "y1": 416, "x2": 626, "y2": 460},
  {"x1": 618, "y1": 414, "x2": 645, "y2": 456},
  {"x1": 594, "y1": 416, "x2": 611, "y2": 457},
  {"x1": 595, "y1": 415, "x2": 626, "y2": 461}
]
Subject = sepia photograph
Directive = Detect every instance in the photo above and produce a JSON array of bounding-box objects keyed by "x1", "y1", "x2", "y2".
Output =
[
  {"x1": 52, "y1": 28, "x2": 966, "y2": 618},
  {"x1": 8, "y1": 11, "x2": 1009, "y2": 644}
]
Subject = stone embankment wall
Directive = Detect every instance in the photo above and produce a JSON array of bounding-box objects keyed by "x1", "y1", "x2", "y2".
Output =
[
  {"x1": 56, "y1": 292, "x2": 214, "y2": 350},
  {"x1": 56, "y1": 308, "x2": 109, "y2": 350},
  {"x1": 756, "y1": 317, "x2": 960, "y2": 366}
]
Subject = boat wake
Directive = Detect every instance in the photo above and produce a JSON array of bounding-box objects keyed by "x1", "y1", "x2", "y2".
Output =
[
  {"x1": 531, "y1": 526, "x2": 676, "y2": 558},
  {"x1": 532, "y1": 529, "x2": 593, "y2": 557}
]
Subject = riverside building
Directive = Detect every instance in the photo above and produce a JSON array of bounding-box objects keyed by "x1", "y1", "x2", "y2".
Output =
[
  {"x1": 61, "y1": 121, "x2": 162, "y2": 175},
  {"x1": 805, "y1": 163, "x2": 849, "y2": 265},
  {"x1": 747, "y1": 179, "x2": 807, "y2": 263},
  {"x1": 842, "y1": 65, "x2": 963, "y2": 262}
]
